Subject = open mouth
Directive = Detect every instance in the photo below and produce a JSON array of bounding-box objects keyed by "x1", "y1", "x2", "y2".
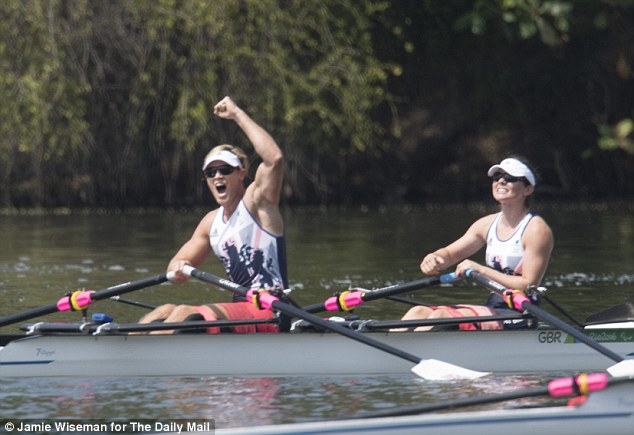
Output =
[{"x1": 215, "y1": 182, "x2": 227, "y2": 195}]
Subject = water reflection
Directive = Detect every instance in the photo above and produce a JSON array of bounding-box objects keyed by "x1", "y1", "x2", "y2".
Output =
[
  {"x1": 0, "y1": 373, "x2": 561, "y2": 427},
  {"x1": 0, "y1": 204, "x2": 633, "y2": 427}
]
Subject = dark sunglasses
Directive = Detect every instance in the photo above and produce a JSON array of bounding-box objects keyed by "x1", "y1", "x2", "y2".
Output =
[
  {"x1": 203, "y1": 165, "x2": 237, "y2": 178},
  {"x1": 490, "y1": 172, "x2": 528, "y2": 184}
]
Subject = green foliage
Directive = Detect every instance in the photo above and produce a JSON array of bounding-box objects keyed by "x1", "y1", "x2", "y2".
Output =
[
  {"x1": 0, "y1": 0, "x2": 92, "y2": 205},
  {"x1": 0, "y1": 0, "x2": 633, "y2": 207},
  {"x1": 454, "y1": 0, "x2": 573, "y2": 46},
  {"x1": 71, "y1": 0, "x2": 395, "y2": 205},
  {"x1": 598, "y1": 119, "x2": 634, "y2": 154}
]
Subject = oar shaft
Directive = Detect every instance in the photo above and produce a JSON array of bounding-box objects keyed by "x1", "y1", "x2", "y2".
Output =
[
  {"x1": 354, "y1": 373, "x2": 631, "y2": 419},
  {"x1": 303, "y1": 273, "x2": 458, "y2": 314},
  {"x1": 90, "y1": 274, "x2": 170, "y2": 302},
  {"x1": 110, "y1": 296, "x2": 157, "y2": 310},
  {"x1": 354, "y1": 276, "x2": 446, "y2": 303},
  {"x1": 184, "y1": 266, "x2": 490, "y2": 380},
  {"x1": 358, "y1": 386, "x2": 548, "y2": 418},
  {"x1": 184, "y1": 267, "x2": 421, "y2": 364},
  {"x1": 0, "y1": 273, "x2": 169, "y2": 328},
  {"x1": 357, "y1": 314, "x2": 528, "y2": 330},
  {"x1": 0, "y1": 306, "x2": 60, "y2": 328},
  {"x1": 467, "y1": 270, "x2": 624, "y2": 363},
  {"x1": 21, "y1": 318, "x2": 278, "y2": 334},
  {"x1": 542, "y1": 293, "x2": 584, "y2": 327}
]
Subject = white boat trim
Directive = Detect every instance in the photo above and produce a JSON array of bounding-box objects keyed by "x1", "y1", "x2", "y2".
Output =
[{"x1": 585, "y1": 321, "x2": 634, "y2": 329}]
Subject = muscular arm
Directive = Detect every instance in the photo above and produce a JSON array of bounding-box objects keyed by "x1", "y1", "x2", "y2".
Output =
[
  {"x1": 214, "y1": 97, "x2": 284, "y2": 235},
  {"x1": 166, "y1": 211, "x2": 215, "y2": 283},
  {"x1": 420, "y1": 215, "x2": 494, "y2": 274},
  {"x1": 455, "y1": 216, "x2": 554, "y2": 290},
  {"x1": 517, "y1": 216, "x2": 553, "y2": 287}
]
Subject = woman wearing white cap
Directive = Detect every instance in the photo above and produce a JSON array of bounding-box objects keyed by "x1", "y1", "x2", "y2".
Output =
[
  {"x1": 399, "y1": 156, "x2": 554, "y2": 331},
  {"x1": 138, "y1": 96, "x2": 288, "y2": 333}
]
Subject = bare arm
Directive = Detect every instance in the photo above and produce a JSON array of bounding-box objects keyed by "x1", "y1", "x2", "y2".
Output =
[
  {"x1": 420, "y1": 215, "x2": 495, "y2": 274},
  {"x1": 213, "y1": 97, "x2": 284, "y2": 234},
  {"x1": 166, "y1": 211, "x2": 215, "y2": 283},
  {"x1": 454, "y1": 216, "x2": 554, "y2": 290}
]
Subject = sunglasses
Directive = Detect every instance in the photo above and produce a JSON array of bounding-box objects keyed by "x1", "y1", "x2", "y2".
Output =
[
  {"x1": 490, "y1": 172, "x2": 528, "y2": 184},
  {"x1": 204, "y1": 165, "x2": 237, "y2": 178}
]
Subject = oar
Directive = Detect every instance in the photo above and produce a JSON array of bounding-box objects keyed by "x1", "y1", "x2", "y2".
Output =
[
  {"x1": 110, "y1": 296, "x2": 157, "y2": 310},
  {"x1": 351, "y1": 371, "x2": 634, "y2": 418},
  {"x1": 302, "y1": 273, "x2": 460, "y2": 314},
  {"x1": 20, "y1": 318, "x2": 278, "y2": 334},
  {"x1": 541, "y1": 292, "x2": 584, "y2": 327},
  {"x1": 0, "y1": 273, "x2": 171, "y2": 328},
  {"x1": 349, "y1": 313, "x2": 529, "y2": 331},
  {"x1": 385, "y1": 295, "x2": 431, "y2": 307},
  {"x1": 183, "y1": 266, "x2": 489, "y2": 381},
  {"x1": 466, "y1": 269, "x2": 634, "y2": 377}
]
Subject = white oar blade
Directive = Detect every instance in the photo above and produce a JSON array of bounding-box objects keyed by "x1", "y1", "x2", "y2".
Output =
[
  {"x1": 411, "y1": 359, "x2": 490, "y2": 381},
  {"x1": 606, "y1": 359, "x2": 634, "y2": 378}
]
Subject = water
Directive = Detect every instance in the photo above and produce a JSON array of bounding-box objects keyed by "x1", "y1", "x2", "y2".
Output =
[
  {"x1": 0, "y1": 373, "x2": 552, "y2": 427},
  {"x1": 1, "y1": 203, "x2": 633, "y2": 428}
]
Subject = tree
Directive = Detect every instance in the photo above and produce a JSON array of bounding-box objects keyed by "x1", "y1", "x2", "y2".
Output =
[{"x1": 0, "y1": 0, "x2": 91, "y2": 206}]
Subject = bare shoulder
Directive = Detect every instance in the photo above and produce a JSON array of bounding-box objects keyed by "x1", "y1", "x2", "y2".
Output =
[
  {"x1": 468, "y1": 213, "x2": 498, "y2": 235},
  {"x1": 525, "y1": 214, "x2": 554, "y2": 246},
  {"x1": 204, "y1": 208, "x2": 219, "y2": 220},
  {"x1": 478, "y1": 213, "x2": 498, "y2": 226},
  {"x1": 193, "y1": 208, "x2": 219, "y2": 235},
  {"x1": 527, "y1": 214, "x2": 553, "y2": 234}
]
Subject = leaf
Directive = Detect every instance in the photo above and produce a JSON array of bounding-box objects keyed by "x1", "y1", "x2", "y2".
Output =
[{"x1": 615, "y1": 118, "x2": 634, "y2": 139}]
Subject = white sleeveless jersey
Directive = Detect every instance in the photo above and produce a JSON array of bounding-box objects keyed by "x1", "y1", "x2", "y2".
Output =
[
  {"x1": 209, "y1": 201, "x2": 288, "y2": 292},
  {"x1": 485, "y1": 212, "x2": 534, "y2": 276}
]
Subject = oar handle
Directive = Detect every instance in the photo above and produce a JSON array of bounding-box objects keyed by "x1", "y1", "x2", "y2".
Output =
[{"x1": 465, "y1": 269, "x2": 625, "y2": 363}]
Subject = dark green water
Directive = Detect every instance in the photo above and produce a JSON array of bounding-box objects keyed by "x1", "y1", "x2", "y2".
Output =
[{"x1": 0, "y1": 203, "x2": 633, "y2": 428}]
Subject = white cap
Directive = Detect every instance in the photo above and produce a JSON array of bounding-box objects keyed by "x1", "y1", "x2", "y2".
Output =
[
  {"x1": 487, "y1": 158, "x2": 536, "y2": 186},
  {"x1": 202, "y1": 150, "x2": 243, "y2": 170}
]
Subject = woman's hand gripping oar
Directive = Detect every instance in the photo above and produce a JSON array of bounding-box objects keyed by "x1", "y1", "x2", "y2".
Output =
[
  {"x1": 0, "y1": 273, "x2": 172, "y2": 328},
  {"x1": 183, "y1": 266, "x2": 489, "y2": 381},
  {"x1": 465, "y1": 269, "x2": 634, "y2": 377}
]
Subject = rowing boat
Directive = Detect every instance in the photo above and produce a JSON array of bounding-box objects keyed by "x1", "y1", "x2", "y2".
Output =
[
  {"x1": 1, "y1": 270, "x2": 632, "y2": 378},
  {"x1": 210, "y1": 378, "x2": 634, "y2": 435},
  {"x1": 1, "y1": 322, "x2": 632, "y2": 377}
]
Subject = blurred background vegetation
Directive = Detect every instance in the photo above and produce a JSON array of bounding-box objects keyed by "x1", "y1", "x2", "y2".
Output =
[{"x1": 1, "y1": 0, "x2": 633, "y2": 208}]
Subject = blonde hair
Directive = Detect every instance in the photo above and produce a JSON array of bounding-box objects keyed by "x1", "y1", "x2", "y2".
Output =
[{"x1": 204, "y1": 145, "x2": 249, "y2": 172}]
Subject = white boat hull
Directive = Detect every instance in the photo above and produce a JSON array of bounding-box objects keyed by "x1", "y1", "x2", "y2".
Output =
[
  {"x1": 213, "y1": 382, "x2": 634, "y2": 435},
  {"x1": 1, "y1": 328, "x2": 633, "y2": 377}
]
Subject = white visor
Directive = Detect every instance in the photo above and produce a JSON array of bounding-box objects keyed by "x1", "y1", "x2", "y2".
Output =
[
  {"x1": 202, "y1": 150, "x2": 243, "y2": 170},
  {"x1": 487, "y1": 158, "x2": 536, "y2": 186}
]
